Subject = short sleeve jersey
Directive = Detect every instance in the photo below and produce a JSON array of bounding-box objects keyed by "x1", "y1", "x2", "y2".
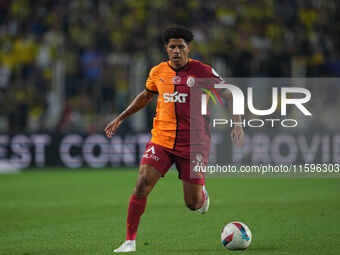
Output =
[{"x1": 145, "y1": 58, "x2": 221, "y2": 150}]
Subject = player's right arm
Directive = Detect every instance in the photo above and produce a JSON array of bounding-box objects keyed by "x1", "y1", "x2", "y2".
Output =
[{"x1": 104, "y1": 90, "x2": 155, "y2": 138}]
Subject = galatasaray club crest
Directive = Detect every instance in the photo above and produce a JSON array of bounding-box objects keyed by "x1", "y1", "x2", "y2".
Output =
[
  {"x1": 186, "y1": 76, "x2": 195, "y2": 87},
  {"x1": 172, "y1": 76, "x2": 181, "y2": 84}
]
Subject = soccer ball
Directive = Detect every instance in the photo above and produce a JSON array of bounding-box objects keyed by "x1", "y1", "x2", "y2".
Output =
[{"x1": 221, "y1": 221, "x2": 252, "y2": 250}]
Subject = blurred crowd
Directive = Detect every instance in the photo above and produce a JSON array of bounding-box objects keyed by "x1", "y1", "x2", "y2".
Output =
[{"x1": 0, "y1": 0, "x2": 339, "y2": 133}]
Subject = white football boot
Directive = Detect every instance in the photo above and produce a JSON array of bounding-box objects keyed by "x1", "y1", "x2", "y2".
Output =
[
  {"x1": 113, "y1": 240, "x2": 136, "y2": 253},
  {"x1": 198, "y1": 185, "x2": 210, "y2": 214}
]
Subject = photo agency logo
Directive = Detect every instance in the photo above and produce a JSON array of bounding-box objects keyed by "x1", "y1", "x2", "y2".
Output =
[{"x1": 201, "y1": 83, "x2": 312, "y2": 128}]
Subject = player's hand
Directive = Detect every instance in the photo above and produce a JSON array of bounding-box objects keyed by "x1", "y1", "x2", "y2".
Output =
[
  {"x1": 104, "y1": 117, "x2": 123, "y2": 138},
  {"x1": 231, "y1": 126, "x2": 244, "y2": 146}
]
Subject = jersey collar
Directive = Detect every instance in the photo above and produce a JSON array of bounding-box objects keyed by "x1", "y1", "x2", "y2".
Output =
[{"x1": 167, "y1": 58, "x2": 192, "y2": 73}]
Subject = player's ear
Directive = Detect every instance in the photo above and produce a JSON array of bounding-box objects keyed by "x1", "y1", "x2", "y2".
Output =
[{"x1": 187, "y1": 43, "x2": 191, "y2": 53}]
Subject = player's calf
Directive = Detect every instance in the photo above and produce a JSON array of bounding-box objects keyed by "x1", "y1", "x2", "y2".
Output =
[
  {"x1": 183, "y1": 182, "x2": 208, "y2": 211},
  {"x1": 134, "y1": 165, "x2": 161, "y2": 197},
  {"x1": 184, "y1": 186, "x2": 209, "y2": 212},
  {"x1": 185, "y1": 200, "x2": 203, "y2": 210}
]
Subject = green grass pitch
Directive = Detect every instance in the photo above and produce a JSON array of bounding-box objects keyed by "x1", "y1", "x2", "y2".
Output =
[{"x1": 1, "y1": 168, "x2": 340, "y2": 255}]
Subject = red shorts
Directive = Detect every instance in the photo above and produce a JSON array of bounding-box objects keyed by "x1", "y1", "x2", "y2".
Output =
[{"x1": 140, "y1": 142, "x2": 208, "y2": 185}]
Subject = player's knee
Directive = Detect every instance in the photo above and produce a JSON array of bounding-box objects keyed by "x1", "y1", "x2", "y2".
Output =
[{"x1": 135, "y1": 174, "x2": 153, "y2": 198}]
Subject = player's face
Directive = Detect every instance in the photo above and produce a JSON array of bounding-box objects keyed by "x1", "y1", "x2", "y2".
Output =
[{"x1": 165, "y1": 38, "x2": 190, "y2": 68}]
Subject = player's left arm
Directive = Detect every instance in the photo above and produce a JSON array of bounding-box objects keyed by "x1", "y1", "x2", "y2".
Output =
[
  {"x1": 220, "y1": 88, "x2": 244, "y2": 146},
  {"x1": 207, "y1": 65, "x2": 244, "y2": 146}
]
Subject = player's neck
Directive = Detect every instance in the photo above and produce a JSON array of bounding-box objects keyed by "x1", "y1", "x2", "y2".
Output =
[{"x1": 169, "y1": 58, "x2": 189, "y2": 71}]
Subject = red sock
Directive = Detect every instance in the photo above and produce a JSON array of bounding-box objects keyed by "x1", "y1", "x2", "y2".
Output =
[{"x1": 126, "y1": 193, "x2": 147, "y2": 240}]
